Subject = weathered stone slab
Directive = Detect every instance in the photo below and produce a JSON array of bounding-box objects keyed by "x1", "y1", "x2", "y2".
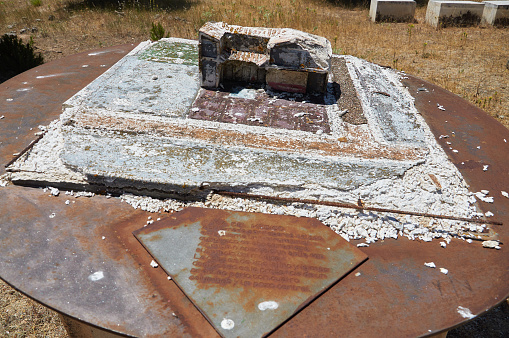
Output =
[
  {"x1": 369, "y1": 0, "x2": 416, "y2": 22},
  {"x1": 482, "y1": 1, "x2": 509, "y2": 25},
  {"x1": 63, "y1": 39, "x2": 199, "y2": 118},
  {"x1": 60, "y1": 124, "x2": 421, "y2": 194},
  {"x1": 4, "y1": 31, "x2": 483, "y2": 246},
  {"x1": 426, "y1": 1, "x2": 485, "y2": 27},
  {"x1": 9, "y1": 38, "x2": 432, "y2": 202},
  {"x1": 345, "y1": 56, "x2": 425, "y2": 145}
]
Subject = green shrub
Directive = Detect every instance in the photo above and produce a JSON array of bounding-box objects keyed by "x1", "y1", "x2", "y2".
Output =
[
  {"x1": 0, "y1": 34, "x2": 44, "y2": 83},
  {"x1": 30, "y1": 0, "x2": 42, "y2": 6},
  {"x1": 150, "y1": 22, "x2": 167, "y2": 41}
]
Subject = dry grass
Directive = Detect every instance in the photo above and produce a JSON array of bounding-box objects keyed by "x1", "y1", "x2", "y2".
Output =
[
  {"x1": 0, "y1": 0, "x2": 508, "y2": 336},
  {"x1": 0, "y1": 279, "x2": 67, "y2": 337}
]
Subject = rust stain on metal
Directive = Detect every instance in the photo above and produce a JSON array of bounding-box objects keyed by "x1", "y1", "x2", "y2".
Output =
[
  {"x1": 92, "y1": 208, "x2": 219, "y2": 337},
  {"x1": 215, "y1": 191, "x2": 503, "y2": 227},
  {"x1": 4, "y1": 131, "x2": 46, "y2": 168},
  {"x1": 428, "y1": 173, "x2": 442, "y2": 190},
  {"x1": 134, "y1": 207, "x2": 367, "y2": 337},
  {"x1": 0, "y1": 45, "x2": 219, "y2": 338}
]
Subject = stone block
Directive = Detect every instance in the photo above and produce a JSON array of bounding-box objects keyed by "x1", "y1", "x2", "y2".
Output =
[
  {"x1": 426, "y1": 1, "x2": 485, "y2": 27},
  {"x1": 266, "y1": 69, "x2": 308, "y2": 93},
  {"x1": 369, "y1": 0, "x2": 416, "y2": 22},
  {"x1": 482, "y1": 1, "x2": 509, "y2": 25}
]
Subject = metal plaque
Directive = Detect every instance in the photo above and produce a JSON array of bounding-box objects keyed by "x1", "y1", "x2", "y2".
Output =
[{"x1": 134, "y1": 207, "x2": 367, "y2": 337}]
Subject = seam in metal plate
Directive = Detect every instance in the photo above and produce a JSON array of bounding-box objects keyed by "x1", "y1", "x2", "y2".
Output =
[{"x1": 134, "y1": 207, "x2": 367, "y2": 337}]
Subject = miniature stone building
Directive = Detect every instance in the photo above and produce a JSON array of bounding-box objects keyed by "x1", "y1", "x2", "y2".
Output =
[{"x1": 198, "y1": 22, "x2": 332, "y2": 94}]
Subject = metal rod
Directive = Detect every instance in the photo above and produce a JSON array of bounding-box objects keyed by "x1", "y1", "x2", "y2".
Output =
[
  {"x1": 4, "y1": 132, "x2": 46, "y2": 168},
  {"x1": 215, "y1": 191, "x2": 503, "y2": 226}
]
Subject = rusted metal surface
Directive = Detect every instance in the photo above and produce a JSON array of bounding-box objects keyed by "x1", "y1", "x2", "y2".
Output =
[
  {"x1": 0, "y1": 48, "x2": 508, "y2": 338},
  {"x1": 59, "y1": 314, "x2": 127, "y2": 338},
  {"x1": 271, "y1": 76, "x2": 509, "y2": 337},
  {"x1": 4, "y1": 131, "x2": 46, "y2": 168},
  {"x1": 134, "y1": 208, "x2": 367, "y2": 337},
  {"x1": 0, "y1": 46, "x2": 218, "y2": 337},
  {"x1": 0, "y1": 186, "x2": 218, "y2": 337}
]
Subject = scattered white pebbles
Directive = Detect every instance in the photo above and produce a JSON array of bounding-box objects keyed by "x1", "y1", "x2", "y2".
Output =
[
  {"x1": 49, "y1": 187, "x2": 60, "y2": 196},
  {"x1": 475, "y1": 191, "x2": 494, "y2": 203},
  {"x1": 221, "y1": 318, "x2": 235, "y2": 330},
  {"x1": 457, "y1": 306, "x2": 475, "y2": 319},
  {"x1": 482, "y1": 240, "x2": 501, "y2": 250}
]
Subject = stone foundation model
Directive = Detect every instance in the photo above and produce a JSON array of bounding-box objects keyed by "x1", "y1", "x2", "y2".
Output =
[
  {"x1": 198, "y1": 22, "x2": 332, "y2": 94},
  {"x1": 6, "y1": 28, "x2": 480, "y2": 224}
]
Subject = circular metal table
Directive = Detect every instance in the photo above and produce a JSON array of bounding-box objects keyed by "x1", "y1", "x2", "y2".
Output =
[{"x1": 0, "y1": 44, "x2": 508, "y2": 337}]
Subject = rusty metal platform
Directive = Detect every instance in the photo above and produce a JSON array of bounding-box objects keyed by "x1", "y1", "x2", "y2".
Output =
[
  {"x1": 134, "y1": 208, "x2": 367, "y2": 337},
  {"x1": 0, "y1": 45, "x2": 508, "y2": 337}
]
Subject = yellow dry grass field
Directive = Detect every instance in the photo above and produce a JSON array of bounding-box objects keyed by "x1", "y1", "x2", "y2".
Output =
[
  {"x1": 0, "y1": 279, "x2": 67, "y2": 337},
  {"x1": 0, "y1": 0, "x2": 508, "y2": 336}
]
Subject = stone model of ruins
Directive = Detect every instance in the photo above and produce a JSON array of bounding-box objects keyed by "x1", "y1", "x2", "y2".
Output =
[
  {"x1": 4, "y1": 23, "x2": 490, "y2": 244},
  {"x1": 198, "y1": 22, "x2": 332, "y2": 94}
]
